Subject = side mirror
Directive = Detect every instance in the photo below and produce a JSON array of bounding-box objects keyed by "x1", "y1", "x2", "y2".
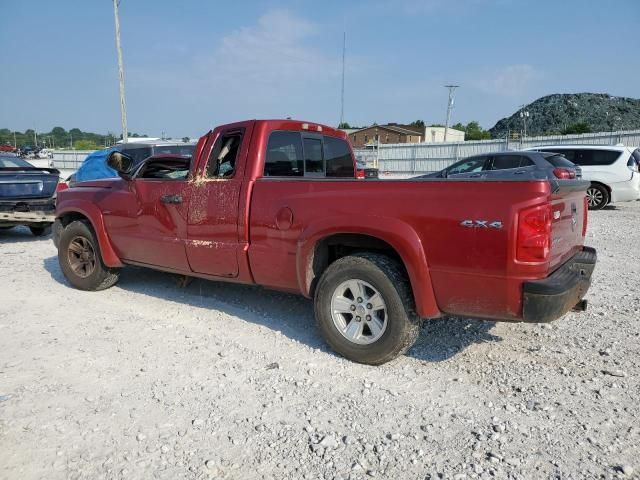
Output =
[{"x1": 107, "y1": 151, "x2": 135, "y2": 179}]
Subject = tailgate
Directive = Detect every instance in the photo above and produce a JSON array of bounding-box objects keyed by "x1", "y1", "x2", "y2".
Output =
[
  {"x1": 0, "y1": 171, "x2": 59, "y2": 199},
  {"x1": 548, "y1": 181, "x2": 588, "y2": 270}
]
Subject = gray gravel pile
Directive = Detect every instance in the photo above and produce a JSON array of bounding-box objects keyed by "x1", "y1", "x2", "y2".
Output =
[{"x1": 1, "y1": 202, "x2": 639, "y2": 479}]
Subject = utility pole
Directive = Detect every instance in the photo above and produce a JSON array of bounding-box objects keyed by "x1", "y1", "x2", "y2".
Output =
[
  {"x1": 70, "y1": 132, "x2": 73, "y2": 150},
  {"x1": 13, "y1": 131, "x2": 16, "y2": 148},
  {"x1": 519, "y1": 105, "x2": 530, "y2": 138},
  {"x1": 339, "y1": 31, "x2": 346, "y2": 127},
  {"x1": 444, "y1": 85, "x2": 459, "y2": 142},
  {"x1": 113, "y1": 0, "x2": 128, "y2": 143},
  {"x1": 34, "y1": 129, "x2": 37, "y2": 147}
]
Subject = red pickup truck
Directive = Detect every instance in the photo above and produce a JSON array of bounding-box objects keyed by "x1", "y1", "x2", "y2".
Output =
[{"x1": 54, "y1": 119, "x2": 596, "y2": 364}]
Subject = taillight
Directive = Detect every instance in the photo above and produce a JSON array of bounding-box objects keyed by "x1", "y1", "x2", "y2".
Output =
[
  {"x1": 553, "y1": 168, "x2": 576, "y2": 179},
  {"x1": 582, "y1": 195, "x2": 588, "y2": 237},
  {"x1": 356, "y1": 169, "x2": 365, "y2": 179},
  {"x1": 517, "y1": 204, "x2": 552, "y2": 263},
  {"x1": 56, "y1": 180, "x2": 69, "y2": 193}
]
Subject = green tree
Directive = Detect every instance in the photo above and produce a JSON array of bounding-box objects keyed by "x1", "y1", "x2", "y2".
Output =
[
  {"x1": 337, "y1": 122, "x2": 351, "y2": 129},
  {"x1": 562, "y1": 122, "x2": 592, "y2": 135},
  {"x1": 74, "y1": 140, "x2": 99, "y2": 150},
  {"x1": 410, "y1": 120, "x2": 425, "y2": 128},
  {"x1": 182, "y1": 137, "x2": 190, "y2": 143},
  {"x1": 464, "y1": 121, "x2": 492, "y2": 140}
]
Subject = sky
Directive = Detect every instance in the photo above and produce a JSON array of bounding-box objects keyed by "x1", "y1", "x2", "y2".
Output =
[{"x1": 1, "y1": 0, "x2": 639, "y2": 138}]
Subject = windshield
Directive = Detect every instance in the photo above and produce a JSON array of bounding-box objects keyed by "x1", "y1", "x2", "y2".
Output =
[{"x1": 0, "y1": 156, "x2": 34, "y2": 168}]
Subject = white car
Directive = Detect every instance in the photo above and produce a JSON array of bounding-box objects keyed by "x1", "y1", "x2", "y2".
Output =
[{"x1": 524, "y1": 145, "x2": 640, "y2": 210}]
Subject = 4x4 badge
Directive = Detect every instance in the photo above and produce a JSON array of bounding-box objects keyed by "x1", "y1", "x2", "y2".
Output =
[{"x1": 460, "y1": 220, "x2": 503, "y2": 229}]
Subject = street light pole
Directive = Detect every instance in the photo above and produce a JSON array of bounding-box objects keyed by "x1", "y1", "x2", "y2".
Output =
[
  {"x1": 444, "y1": 85, "x2": 459, "y2": 142},
  {"x1": 112, "y1": 0, "x2": 128, "y2": 144},
  {"x1": 519, "y1": 106, "x2": 530, "y2": 138}
]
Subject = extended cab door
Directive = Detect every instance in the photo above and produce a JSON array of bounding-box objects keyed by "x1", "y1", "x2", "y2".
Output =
[
  {"x1": 102, "y1": 157, "x2": 191, "y2": 271},
  {"x1": 185, "y1": 123, "x2": 254, "y2": 277}
]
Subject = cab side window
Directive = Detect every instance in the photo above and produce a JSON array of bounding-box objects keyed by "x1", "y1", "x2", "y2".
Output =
[
  {"x1": 324, "y1": 136, "x2": 354, "y2": 177},
  {"x1": 205, "y1": 129, "x2": 244, "y2": 178},
  {"x1": 490, "y1": 154, "x2": 533, "y2": 170},
  {"x1": 264, "y1": 131, "x2": 304, "y2": 177},
  {"x1": 264, "y1": 131, "x2": 354, "y2": 178},
  {"x1": 447, "y1": 156, "x2": 486, "y2": 175}
]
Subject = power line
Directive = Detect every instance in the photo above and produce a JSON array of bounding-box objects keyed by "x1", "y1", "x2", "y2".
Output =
[{"x1": 444, "y1": 85, "x2": 459, "y2": 142}]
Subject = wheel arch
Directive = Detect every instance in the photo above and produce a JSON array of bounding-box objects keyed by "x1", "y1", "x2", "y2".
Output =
[
  {"x1": 56, "y1": 202, "x2": 123, "y2": 267},
  {"x1": 296, "y1": 218, "x2": 440, "y2": 319}
]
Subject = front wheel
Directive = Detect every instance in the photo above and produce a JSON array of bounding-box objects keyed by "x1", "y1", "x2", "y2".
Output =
[
  {"x1": 586, "y1": 183, "x2": 609, "y2": 210},
  {"x1": 58, "y1": 220, "x2": 120, "y2": 291},
  {"x1": 314, "y1": 253, "x2": 420, "y2": 365}
]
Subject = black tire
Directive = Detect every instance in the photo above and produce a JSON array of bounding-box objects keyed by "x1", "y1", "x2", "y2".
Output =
[
  {"x1": 58, "y1": 220, "x2": 120, "y2": 291},
  {"x1": 586, "y1": 183, "x2": 609, "y2": 210},
  {"x1": 29, "y1": 224, "x2": 52, "y2": 236},
  {"x1": 314, "y1": 252, "x2": 420, "y2": 365}
]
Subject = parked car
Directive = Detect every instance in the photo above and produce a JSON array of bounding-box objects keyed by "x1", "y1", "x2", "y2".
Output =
[
  {"x1": 54, "y1": 119, "x2": 595, "y2": 365},
  {"x1": 415, "y1": 151, "x2": 581, "y2": 180},
  {"x1": 523, "y1": 145, "x2": 640, "y2": 210},
  {"x1": 0, "y1": 154, "x2": 59, "y2": 236},
  {"x1": 71, "y1": 140, "x2": 196, "y2": 183},
  {"x1": 0, "y1": 145, "x2": 17, "y2": 153},
  {"x1": 356, "y1": 159, "x2": 379, "y2": 179}
]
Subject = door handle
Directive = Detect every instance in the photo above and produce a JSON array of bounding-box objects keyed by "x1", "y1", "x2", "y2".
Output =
[
  {"x1": 469, "y1": 173, "x2": 482, "y2": 178},
  {"x1": 161, "y1": 194, "x2": 182, "y2": 204}
]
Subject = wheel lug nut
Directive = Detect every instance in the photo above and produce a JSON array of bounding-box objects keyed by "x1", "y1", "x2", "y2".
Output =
[
  {"x1": 357, "y1": 297, "x2": 363, "y2": 303},
  {"x1": 350, "y1": 305, "x2": 356, "y2": 311},
  {"x1": 356, "y1": 316, "x2": 361, "y2": 322},
  {"x1": 366, "y1": 315, "x2": 371, "y2": 321},
  {"x1": 366, "y1": 303, "x2": 372, "y2": 309}
]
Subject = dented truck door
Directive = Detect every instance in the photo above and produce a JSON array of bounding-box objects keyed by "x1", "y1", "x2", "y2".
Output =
[{"x1": 185, "y1": 122, "x2": 254, "y2": 278}]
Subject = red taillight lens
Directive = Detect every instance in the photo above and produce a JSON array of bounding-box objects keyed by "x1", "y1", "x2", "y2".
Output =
[
  {"x1": 582, "y1": 195, "x2": 588, "y2": 237},
  {"x1": 517, "y1": 204, "x2": 552, "y2": 262},
  {"x1": 356, "y1": 169, "x2": 365, "y2": 179},
  {"x1": 553, "y1": 168, "x2": 576, "y2": 179}
]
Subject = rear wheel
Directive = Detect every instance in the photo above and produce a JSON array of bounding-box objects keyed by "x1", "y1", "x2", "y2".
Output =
[
  {"x1": 586, "y1": 183, "x2": 609, "y2": 210},
  {"x1": 29, "y1": 224, "x2": 52, "y2": 236},
  {"x1": 314, "y1": 252, "x2": 420, "y2": 365},
  {"x1": 58, "y1": 220, "x2": 120, "y2": 291}
]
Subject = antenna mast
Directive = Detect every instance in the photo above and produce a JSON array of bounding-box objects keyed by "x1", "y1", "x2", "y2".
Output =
[{"x1": 339, "y1": 31, "x2": 346, "y2": 127}]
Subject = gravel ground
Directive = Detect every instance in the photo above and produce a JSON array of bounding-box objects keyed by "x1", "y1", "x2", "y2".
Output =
[{"x1": 1, "y1": 202, "x2": 639, "y2": 480}]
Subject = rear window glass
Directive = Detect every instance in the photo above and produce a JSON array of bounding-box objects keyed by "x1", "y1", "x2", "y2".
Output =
[
  {"x1": 324, "y1": 136, "x2": 354, "y2": 177},
  {"x1": 264, "y1": 131, "x2": 303, "y2": 177},
  {"x1": 0, "y1": 156, "x2": 32, "y2": 168},
  {"x1": 544, "y1": 154, "x2": 575, "y2": 168},
  {"x1": 303, "y1": 137, "x2": 323, "y2": 175}
]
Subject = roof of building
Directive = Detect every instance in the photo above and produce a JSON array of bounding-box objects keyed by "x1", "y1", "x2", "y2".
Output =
[{"x1": 350, "y1": 124, "x2": 422, "y2": 136}]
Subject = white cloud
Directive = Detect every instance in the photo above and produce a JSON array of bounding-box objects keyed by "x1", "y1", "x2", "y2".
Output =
[{"x1": 470, "y1": 64, "x2": 542, "y2": 96}]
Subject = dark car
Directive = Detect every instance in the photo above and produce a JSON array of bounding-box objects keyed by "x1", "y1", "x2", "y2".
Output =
[
  {"x1": 415, "y1": 151, "x2": 581, "y2": 180},
  {"x1": 356, "y1": 159, "x2": 379, "y2": 179},
  {"x1": 0, "y1": 154, "x2": 59, "y2": 236}
]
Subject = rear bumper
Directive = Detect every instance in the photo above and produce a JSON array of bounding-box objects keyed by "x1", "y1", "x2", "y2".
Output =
[
  {"x1": 0, "y1": 198, "x2": 56, "y2": 226},
  {"x1": 609, "y1": 174, "x2": 640, "y2": 203},
  {"x1": 522, "y1": 246, "x2": 597, "y2": 322}
]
